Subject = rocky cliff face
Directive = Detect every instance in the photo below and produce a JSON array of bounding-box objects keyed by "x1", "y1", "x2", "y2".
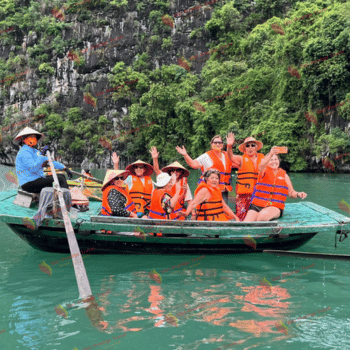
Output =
[{"x1": 0, "y1": 0, "x2": 216, "y2": 167}]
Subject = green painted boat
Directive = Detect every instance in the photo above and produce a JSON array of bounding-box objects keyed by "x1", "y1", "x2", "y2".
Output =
[{"x1": 1, "y1": 189, "x2": 349, "y2": 255}]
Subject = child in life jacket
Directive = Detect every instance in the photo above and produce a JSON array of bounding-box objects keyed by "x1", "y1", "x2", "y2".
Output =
[{"x1": 244, "y1": 147, "x2": 307, "y2": 221}]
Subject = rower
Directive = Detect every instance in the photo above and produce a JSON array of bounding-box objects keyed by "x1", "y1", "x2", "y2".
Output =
[{"x1": 14, "y1": 127, "x2": 73, "y2": 194}]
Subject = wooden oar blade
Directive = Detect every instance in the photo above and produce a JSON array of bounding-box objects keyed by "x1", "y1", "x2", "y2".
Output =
[
  {"x1": 46, "y1": 152, "x2": 92, "y2": 299},
  {"x1": 263, "y1": 250, "x2": 350, "y2": 261}
]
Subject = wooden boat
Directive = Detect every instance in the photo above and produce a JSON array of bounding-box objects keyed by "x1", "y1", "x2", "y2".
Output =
[
  {"x1": 1, "y1": 189, "x2": 349, "y2": 255},
  {"x1": 44, "y1": 169, "x2": 102, "y2": 200},
  {"x1": 67, "y1": 179, "x2": 102, "y2": 201}
]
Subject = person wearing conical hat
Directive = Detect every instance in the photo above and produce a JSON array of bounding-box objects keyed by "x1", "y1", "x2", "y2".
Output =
[
  {"x1": 150, "y1": 146, "x2": 194, "y2": 219},
  {"x1": 176, "y1": 134, "x2": 234, "y2": 205},
  {"x1": 121, "y1": 159, "x2": 154, "y2": 218},
  {"x1": 101, "y1": 170, "x2": 137, "y2": 217},
  {"x1": 226, "y1": 132, "x2": 265, "y2": 220},
  {"x1": 14, "y1": 127, "x2": 73, "y2": 194}
]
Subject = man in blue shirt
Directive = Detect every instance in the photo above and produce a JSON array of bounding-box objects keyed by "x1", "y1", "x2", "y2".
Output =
[{"x1": 14, "y1": 127, "x2": 73, "y2": 193}]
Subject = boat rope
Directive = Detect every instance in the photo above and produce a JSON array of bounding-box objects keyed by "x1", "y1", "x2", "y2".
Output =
[
  {"x1": 335, "y1": 223, "x2": 349, "y2": 248},
  {"x1": 74, "y1": 218, "x2": 86, "y2": 232}
]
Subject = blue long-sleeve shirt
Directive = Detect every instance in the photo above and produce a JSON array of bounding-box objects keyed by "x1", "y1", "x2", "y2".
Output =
[{"x1": 15, "y1": 145, "x2": 65, "y2": 186}]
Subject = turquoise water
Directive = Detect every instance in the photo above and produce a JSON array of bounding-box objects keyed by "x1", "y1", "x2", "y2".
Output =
[{"x1": 0, "y1": 168, "x2": 350, "y2": 350}]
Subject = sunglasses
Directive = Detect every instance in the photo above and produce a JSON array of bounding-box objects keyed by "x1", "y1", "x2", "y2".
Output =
[
  {"x1": 212, "y1": 141, "x2": 223, "y2": 145},
  {"x1": 115, "y1": 177, "x2": 124, "y2": 180},
  {"x1": 245, "y1": 143, "x2": 256, "y2": 148},
  {"x1": 135, "y1": 166, "x2": 145, "y2": 169}
]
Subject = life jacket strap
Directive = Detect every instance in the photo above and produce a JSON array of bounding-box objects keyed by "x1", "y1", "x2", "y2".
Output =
[
  {"x1": 101, "y1": 206, "x2": 112, "y2": 216},
  {"x1": 149, "y1": 209, "x2": 166, "y2": 217}
]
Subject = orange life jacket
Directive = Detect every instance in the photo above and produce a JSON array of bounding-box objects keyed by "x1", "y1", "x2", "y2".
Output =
[
  {"x1": 236, "y1": 153, "x2": 265, "y2": 195},
  {"x1": 194, "y1": 183, "x2": 228, "y2": 221},
  {"x1": 129, "y1": 175, "x2": 153, "y2": 213},
  {"x1": 148, "y1": 189, "x2": 183, "y2": 220},
  {"x1": 170, "y1": 178, "x2": 187, "y2": 221},
  {"x1": 198, "y1": 150, "x2": 233, "y2": 192},
  {"x1": 101, "y1": 184, "x2": 136, "y2": 216},
  {"x1": 251, "y1": 168, "x2": 289, "y2": 210}
]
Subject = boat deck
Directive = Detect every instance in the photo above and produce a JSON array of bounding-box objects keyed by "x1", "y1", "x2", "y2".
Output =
[{"x1": 0, "y1": 189, "x2": 348, "y2": 228}]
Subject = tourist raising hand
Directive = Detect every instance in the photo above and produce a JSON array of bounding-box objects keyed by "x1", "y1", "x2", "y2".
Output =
[
  {"x1": 112, "y1": 152, "x2": 120, "y2": 170},
  {"x1": 152, "y1": 146, "x2": 193, "y2": 220},
  {"x1": 150, "y1": 146, "x2": 161, "y2": 175},
  {"x1": 176, "y1": 135, "x2": 234, "y2": 204},
  {"x1": 227, "y1": 135, "x2": 265, "y2": 220},
  {"x1": 244, "y1": 148, "x2": 307, "y2": 222},
  {"x1": 226, "y1": 132, "x2": 235, "y2": 148}
]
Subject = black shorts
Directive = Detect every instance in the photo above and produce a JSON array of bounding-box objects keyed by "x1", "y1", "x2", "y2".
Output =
[{"x1": 248, "y1": 204, "x2": 283, "y2": 218}]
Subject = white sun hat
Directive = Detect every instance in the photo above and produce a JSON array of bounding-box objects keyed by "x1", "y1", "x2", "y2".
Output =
[
  {"x1": 152, "y1": 172, "x2": 172, "y2": 188},
  {"x1": 13, "y1": 127, "x2": 44, "y2": 145}
]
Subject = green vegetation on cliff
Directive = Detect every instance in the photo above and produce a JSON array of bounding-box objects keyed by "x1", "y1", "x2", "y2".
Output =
[{"x1": 0, "y1": 0, "x2": 349, "y2": 171}]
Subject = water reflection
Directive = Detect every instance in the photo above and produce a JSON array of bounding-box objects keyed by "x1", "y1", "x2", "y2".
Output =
[{"x1": 79, "y1": 267, "x2": 293, "y2": 347}]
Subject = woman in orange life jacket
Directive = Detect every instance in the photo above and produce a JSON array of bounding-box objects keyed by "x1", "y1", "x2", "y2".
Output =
[
  {"x1": 176, "y1": 134, "x2": 234, "y2": 204},
  {"x1": 101, "y1": 169, "x2": 138, "y2": 218},
  {"x1": 148, "y1": 172, "x2": 182, "y2": 220},
  {"x1": 226, "y1": 133, "x2": 265, "y2": 221},
  {"x1": 244, "y1": 147, "x2": 307, "y2": 222},
  {"x1": 150, "y1": 146, "x2": 195, "y2": 219},
  {"x1": 178, "y1": 169, "x2": 239, "y2": 221},
  {"x1": 113, "y1": 153, "x2": 154, "y2": 218}
]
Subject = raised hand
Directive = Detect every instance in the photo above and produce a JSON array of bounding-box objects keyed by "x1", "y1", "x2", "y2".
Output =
[
  {"x1": 112, "y1": 152, "x2": 119, "y2": 169},
  {"x1": 226, "y1": 132, "x2": 235, "y2": 147},
  {"x1": 175, "y1": 145, "x2": 188, "y2": 156},
  {"x1": 149, "y1": 146, "x2": 159, "y2": 159},
  {"x1": 270, "y1": 146, "x2": 280, "y2": 155}
]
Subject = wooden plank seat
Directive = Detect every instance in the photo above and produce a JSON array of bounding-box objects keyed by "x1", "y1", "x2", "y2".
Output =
[{"x1": 13, "y1": 190, "x2": 40, "y2": 208}]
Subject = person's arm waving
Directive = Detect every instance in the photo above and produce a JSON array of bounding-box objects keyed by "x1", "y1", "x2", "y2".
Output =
[{"x1": 175, "y1": 145, "x2": 201, "y2": 169}]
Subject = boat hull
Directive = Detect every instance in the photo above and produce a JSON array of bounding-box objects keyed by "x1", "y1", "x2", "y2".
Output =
[
  {"x1": 1, "y1": 189, "x2": 349, "y2": 255},
  {"x1": 8, "y1": 223, "x2": 317, "y2": 254}
]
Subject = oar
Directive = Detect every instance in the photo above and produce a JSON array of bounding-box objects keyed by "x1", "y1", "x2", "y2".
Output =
[
  {"x1": 69, "y1": 169, "x2": 103, "y2": 184},
  {"x1": 263, "y1": 249, "x2": 350, "y2": 261},
  {"x1": 46, "y1": 151, "x2": 92, "y2": 299},
  {"x1": 82, "y1": 187, "x2": 102, "y2": 201}
]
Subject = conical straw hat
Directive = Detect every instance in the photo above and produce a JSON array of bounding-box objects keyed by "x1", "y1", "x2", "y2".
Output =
[
  {"x1": 126, "y1": 160, "x2": 154, "y2": 177},
  {"x1": 102, "y1": 169, "x2": 130, "y2": 190},
  {"x1": 161, "y1": 161, "x2": 189, "y2": 178},
  {"x1": 13, "y1": 127, "x2": 44, "y2": 145},
  {"x1": 238, "y1": 137, "x2": 263, "y2": 153}
]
